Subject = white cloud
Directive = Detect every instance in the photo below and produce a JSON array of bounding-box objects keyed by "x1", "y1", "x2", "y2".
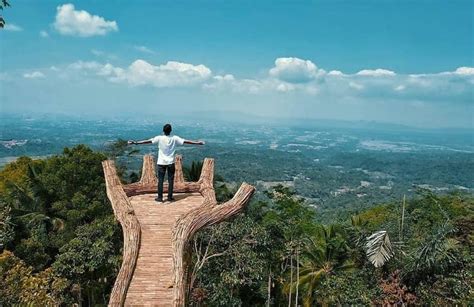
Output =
[
  {"x1": 213, "y1": 74, "x2": 235, "y2": 81},
  {"x1": 269, "y1": 57, "x2": 321, "y2": 83},
  {"x1": 134, "y1": 45, "x2": 155, "y2": 54},
  {"x1": 356, "y1": 69, "x2": 396, "y2": 77},
  {"x1": 328, "y1": 70, "x2": 345, "y2": 76},
  {"x1": 454, "y1": 67, "x2": 474, "y2": 75},
  {"x1": 54, "y1": 4, "x2": 118, "y2": 37},
  {"x1": 4, "y1": 23, "x2": 22, "y2": 31},
  {"x1": 39, "y1": 30, "x2": 49, "y2": 38},
  {"x1": 23, "y1": 71, "x2": 45, "y2": 79},
  {"x1": 49, "y1": 57, "x2": 473, "y2": 106},
  {"x1": 69, "y1": 59, "x2": 212, "y2": 87}
]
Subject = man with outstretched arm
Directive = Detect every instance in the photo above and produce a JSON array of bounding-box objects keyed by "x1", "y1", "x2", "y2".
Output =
[{"x1": 128, "y1": 124, "x2": 205, "y2": 203}]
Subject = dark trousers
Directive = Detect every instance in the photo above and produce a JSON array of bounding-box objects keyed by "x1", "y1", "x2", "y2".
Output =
[{"x1": 157, "y1": 163, "x2": 175, "y2": 200}]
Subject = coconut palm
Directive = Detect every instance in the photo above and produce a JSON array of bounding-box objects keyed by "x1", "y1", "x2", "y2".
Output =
[
  {"x1": 408, "y1": 222, "x2": 460, "y2": 279},
  {"x1": 7, "y1": 164, "x2": 64, "y2": 232},
  {"x1": 289, "y1": 225, "x2": 354, "y2": 306}
]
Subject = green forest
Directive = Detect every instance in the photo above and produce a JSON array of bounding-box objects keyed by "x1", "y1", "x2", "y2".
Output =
[{"x1": 0, "y1": 145, "x2": 473, "y2": 306}]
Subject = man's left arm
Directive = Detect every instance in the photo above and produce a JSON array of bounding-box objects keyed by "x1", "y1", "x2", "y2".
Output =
[{"x1": 183, "y1": 140, "x2": 205, "y2": 145}]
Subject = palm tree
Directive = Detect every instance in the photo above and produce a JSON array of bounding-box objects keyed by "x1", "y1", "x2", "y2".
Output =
[
  {"x1": 289, "y1": 225, "x2": 354, "y2": 306},
  {"x1": 408, "y1": 222, "x2": 460, "y2": 279},
  {"x1": 7, "y1": 164, "x2": 64, "y2": 232}
]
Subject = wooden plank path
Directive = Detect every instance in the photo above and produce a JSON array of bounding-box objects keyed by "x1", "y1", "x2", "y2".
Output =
[
  {"x1": 102, "y1": 155, "x2": 255, "y2": 306},
  {"x1": 125, "y1": 193, "x2": 204, "y2": 306}
]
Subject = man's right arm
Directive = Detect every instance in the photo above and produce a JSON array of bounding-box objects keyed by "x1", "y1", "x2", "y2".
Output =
[{"x1": 128, "y1": 139, "x2": 152, "y2": 145}]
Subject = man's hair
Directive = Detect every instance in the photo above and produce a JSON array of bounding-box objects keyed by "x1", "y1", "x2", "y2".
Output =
[{"x1": 163, "y1": 124, "x2": 172, "y2": 135}]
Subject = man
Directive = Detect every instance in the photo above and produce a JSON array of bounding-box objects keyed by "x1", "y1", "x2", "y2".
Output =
[{"x1": 128, "y1": 124, "x2": 205, "y2": 203}]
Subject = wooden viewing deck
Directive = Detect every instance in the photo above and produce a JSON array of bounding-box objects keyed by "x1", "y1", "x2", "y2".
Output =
[{"x1": 102, "y1": 155, "x2": 255, "y2": 306}]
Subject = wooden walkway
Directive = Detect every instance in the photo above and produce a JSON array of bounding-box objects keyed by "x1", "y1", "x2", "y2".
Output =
[
  {"x1": 102, "y1": 155, "x2": 255, "y2": 306},
  {"x1": 125, "y1": 193, "x2": 204, "y2": 305}
]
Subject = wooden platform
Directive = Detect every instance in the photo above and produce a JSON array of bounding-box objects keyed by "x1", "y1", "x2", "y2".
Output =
[{"x1": 124, "y1": 192, "x2": 204, "y2": 306}]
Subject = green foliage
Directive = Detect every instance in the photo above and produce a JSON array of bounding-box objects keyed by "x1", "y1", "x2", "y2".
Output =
[
  {"x1": 104, "y1": 138, "x2": 140, "y2": 159},
  {"x1": 191, "y1": 214, "x2": 271, "y2": 306},
  {"x1": 53, "y1": 216, "x2": 122, "y2": 305},
  {"x1": 405, "y1": 222, "x2": 463, "y2": 283},
  {"x1": 0, "y1": 203, "x2": 14, "y2": 248},
  {"x1": 0, "y1": 145, "x2": 472, "y2": 305},
  {"x1": 215, "y1": 183, "x2": 235, "y2": 202},
  {"x1": 0, "y1": 0, "x2": 10, "y2": 28},
  {"x1": 184, "y1": 160, "x2": 203, "y2": 182},
  {"x1": 0, "y1": 0, "x2": 10, "y2": 9},
  {"x1": 0, "y1": 145, "x2": 118, "y2": 305},
  {"x1": 293, "y1": 225, "x2": 354, "y2": 306},
  {"x1": 191, "y1": 186, "x2": 473, "y2": 305},
  {"x1": 0, "y1": 250, "x2": 73, "y2": 305},
  {"x1": 415, "y1": 270, "x2": 473, "y2": 305},
  {"x1": 103, "y1": 138, "x2": 140, "y2": 183},
  {"x1": 317, "y1": 270, "x2": 379, "y2": 305}
]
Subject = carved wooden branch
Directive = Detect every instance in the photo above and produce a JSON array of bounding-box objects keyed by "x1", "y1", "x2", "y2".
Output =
[
  {"x1": 171, "y1": 156, "x2": 255, "y2": 305},
  {"x1": 102, "y1": 160, "x2": 141, "y2": 306},
  {"x1": 138, "y1": 154, "x2": 157, "y2": 185}
]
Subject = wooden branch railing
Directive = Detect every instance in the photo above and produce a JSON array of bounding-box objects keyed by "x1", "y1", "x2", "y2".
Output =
[
  {"x1": 123, "y1": 155, "x2": 199, "y2": 197},
  {"x1": 102, "y1": 160, "x2": 141, "y2": 307}
]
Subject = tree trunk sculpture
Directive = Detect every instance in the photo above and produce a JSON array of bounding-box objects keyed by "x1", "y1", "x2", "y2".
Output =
[{"x1": 102, "y1": 155, "x2": 255, "y2": 306}]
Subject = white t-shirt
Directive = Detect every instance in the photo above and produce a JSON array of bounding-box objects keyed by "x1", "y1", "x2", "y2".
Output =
[{"x1": 150, "y1": 135, "x2": 185, "y2": 165}]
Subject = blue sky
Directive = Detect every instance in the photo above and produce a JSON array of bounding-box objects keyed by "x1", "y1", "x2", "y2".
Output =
[{"x1": 1, "y1": 0, "x2": 473, "y2": 128}]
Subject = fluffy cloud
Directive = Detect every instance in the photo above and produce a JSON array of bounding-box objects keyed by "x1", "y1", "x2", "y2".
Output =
[
  {"x1": 39, "y1": 30, "x2": 49, "y2": 38},
  {"x1": 23, "y1": 71, "x2": 45, "y2": 79},
  {"x1": 4, "y1": 23, "x2": 22, "y2": 31},
  {"x1": 134, "y1": 45, "x2": 155, "y2": 54},
  {"x1": 328, "y1": 70, "x2": 345, "y2": 76},
  {"x1": 50, "y1": 56, "x2": 473, "y2": 105},
  {"x1": 203, "y1": 57, "x2": 472, "y2": 102},
  {"x1": 69, "y1": 59, "x2": 212, "y2": 87},
  {"x1": 269, "y1": 57, "x2": 322, "y2": 83},
  {"x1": 454, "y1": 67, "x2": 474, "y2": 75},
  {"x1": 54, "y1": 4, "x2": 118, "y2": 37},
  {"x1": 356, "y1": 68, "x2": 396, "y2": 76}
]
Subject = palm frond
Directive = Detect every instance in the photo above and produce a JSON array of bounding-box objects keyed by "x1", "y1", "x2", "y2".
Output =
[
  {"x1": 413, "y1": 222, "x2": 456, "y2": 271},
  {"x1": 366, "y1": 230, "x2": 394, "y2": 268}
]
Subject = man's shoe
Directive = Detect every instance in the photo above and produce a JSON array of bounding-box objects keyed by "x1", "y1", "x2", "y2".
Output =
[
  {"x1": 167, "y1": 197, "x2": 175, "y2": 202},
  {"x1": 155, "y1": 197, "x2": 164, "y2": 203}
]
